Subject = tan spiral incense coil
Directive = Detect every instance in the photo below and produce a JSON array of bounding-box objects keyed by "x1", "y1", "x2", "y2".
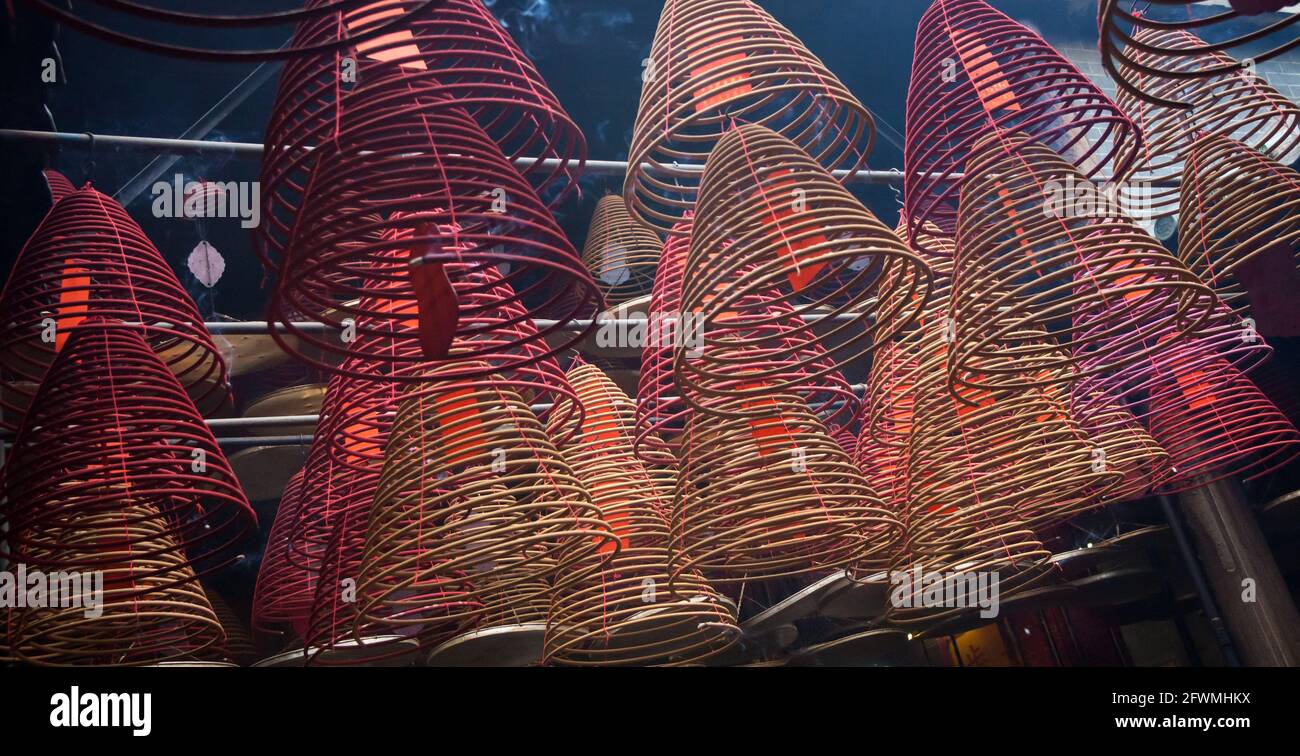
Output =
[
  {"x1": 949, "y1": 133, "x2": 1218, "y2": 397},
  {"x1": 1113, "y1": 27, "x2": 1300, "y2": 222},
  {"x1": 672, "y1": 391, "x2": 902, "y2": 584},
  {"x1": 624, "y1": 0, "x2": 875, "y2": 234},
  {"x1": 1072, "y1": 396, "x2": 1170, "y2": 503},
  {"x1": 352, "y1": 366, "x2": 619, "y2": 652},
  {"x1": 675, "y1": 124, "x2": 930, "y2": 415},
  {"x1": 252, "y1": 470, "x2": 318, "y2": 636},
  {"x1": 1178, "y1": 132, "x2": 1300, "y2": 317},
  {"x1": 544, "y1": 363, "x2": 738, "y2": 666},
  {"x1": 1099, "y1": 0, "x2": 1300, "y2": 110},
  {"x1": 582, "y1": 195, "x2": 663, "y2": 306}
]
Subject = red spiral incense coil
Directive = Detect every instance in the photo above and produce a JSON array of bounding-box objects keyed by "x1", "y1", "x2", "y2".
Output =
[
  {"x1": 672, "y1": 391, "x2": 902, "y2": 584},
  {"x1": 949, "y1": 134, "x2": 1217, "y2": 398},
  {"x1": 42, "y1": 170, "x2": 76, "y2": 204},
  {"x1": 625, "y1": 0, "x2": 875, "y2": 234},
  {"x1": 1179, "y1": 133, "x2": 1300, "y2": 322},
  {"x1": 252, "y1": 470, "x2": 318, "y2": 636},
  {"x1": 1113, "y1": 27, "x2": 1300, "y2": 222},
  {"x1": 544, "y1": 363, "x2": 738, "y2": 666},
  {"x1": 581, "y1": 195, "x2": 663, "y2": 306},
  {"x1": 260, "y1": 0, "x2": 585, "y2": 270},
  {"x1": 268, "y1": 93, "x2": 598, "y2": 381},
  {"x1": 676, "y1": 124, "x2": 930, "y2": 416},
  {"x1": 349, "y1": 365, "x2": 618, "y2": 655},
  {"x1": 905, "y1": 0, "x2": 1139, "y2": 246},
  {"x1": 634, "y1": 215, "x2": 861, "y2": 462},
  {"x1": 0, "y1": 186, "x2": 231, "y2": 430},
  {"x1": 0, "y1": 320, "x2": 255, "y2": 665},
  {"x1": 1100, "y1": 0, "x2": 1300, "y2": 109}
]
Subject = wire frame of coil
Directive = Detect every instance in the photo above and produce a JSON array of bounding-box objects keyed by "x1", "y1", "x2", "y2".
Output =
[
  {"x1": 624, "y1": 0, "x2": 875, "y2": 234},
  {"x1": 16, "y1": 0, "x2": 449, "y2": 60},
  {"x1": 1178, "y1": 132, "x2": 1300, "y2": 313},
  {"x1": 260, "y1": 0, "x2": 585, "y2": 271},
  {"x1": 252, "y1": 470, "x2": 318, "y2": 636},
  {"x1": 948, "y1": 133, "x2": 1218, "y2": 398},
  {"x1": 672, "y1": 391, "x2": 902, "y2": 584},
  {"x1": 581, "y1": 195, "x2": 663, "y2": 306},
  {"x1": 0, "y1": 319, "x2": 255, "y2": 574},
  {"x1": 676, "y1": 124, "x2": 930, "y2": 416},
  {"x1": 904, "y1": 0, "x2": 1140, "y2": 247},
  {"x1": 1112, "y1": 27, "x2": 1300, "y2": 221},
  {"x1": 544, "y1": 363, "x2": 738, "y2": 666},
  {"x1": 0, "y1": 186, "x2": 231, "y2": 430},
  {"x1": 1099, "y1": 0, "x2": 1300, "y2": 109},
  {"x1": 267, "y1": 93, "x2": 599, "y2": 381},
  {"x1": 351, "y1": 364, "x2": 620, "y2": 654}
]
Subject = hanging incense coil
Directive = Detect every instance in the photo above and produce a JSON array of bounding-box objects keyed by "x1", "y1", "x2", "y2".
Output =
[
  {"x1": 260, "y1": 0, "x2": 585, "y2": 270},
  {"x1": 0, "y1": 186, "x2": 231, "y2": 430},
  {"x1": 1113, "y1": 27, "x2": 1300, "y2": 221},
  {"x1": 207, "y1": 589, "x2": 260, "y2": 666},
  {"x1": 351, "y1": 366, "x2": 618, "y2": 654},
  {"x1": 267, "y1": 93, "x2": 598, "y2": 381},
  {"x1": 581, "y1": 195, "x2": 663, "y2": 305},
  {"x1": 1178, "y1": 133, "x2": 1300, "y2": 316},
  {"x1": 676, "y1": 124, "x2": 929, "y2": 415},
  {"x1": 1100, "y1": 0, "x2": 1300, "y2": 109},
  {"x1": 624, "y1": 0, "x2": 875, "y2": 234},
  {"x1": 545, "y1": 364, "x2": 738, "y2": 666},
  {"x1": 42, "y1": 170, "x2": 76, "y2": 204},
  {"x1": 0, "y1": 319, "x2": 255, "y2": 575},
  {"x1": 904, "y1": 0, "x2": 1139, "y2": 247},
  {"x1": 252, "y1": 471, "x2": 318, "y2": 635},
  {"x1": 635, "y1": 216, "x2": 860, "y2": 461},
  {"x1": 949, "y1": 134, "x2": 1217, "y2": 397},
  {"x1": 672, "y1": 392, "x2": 901, "y2": 583},
  {"x1": 1072, "y1": 397, "x2": 1170, "y2": 503}
]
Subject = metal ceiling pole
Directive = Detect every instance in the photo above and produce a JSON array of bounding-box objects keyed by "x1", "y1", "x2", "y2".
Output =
[{"x1": 1164, "y1": 477, "x2": 1300, "y2": 666}]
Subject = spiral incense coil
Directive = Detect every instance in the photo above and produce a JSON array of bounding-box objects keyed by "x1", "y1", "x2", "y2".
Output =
[
  {"x1": 3, "y1": 502, "x2": 227, "y2": 666},
  {"x1": 268, "y1": 95, "x2": 598, "y2": 382},
  {"x1": 252, "y1": 471, "x2": 318, "y2": 635},
  {"x1": 904, "y1": 0, "x2": 1139, "y2": 246},
  {"x1": 635, "y1": 217, "x2": 859, "y2": 461},
  {"x1": 544, "y1": 364, "x2": 738, "y2": 666},
  {"x1": 675, "y1": 124, "x2": 930, "y2": 416},
  {"x1": 1072, "y1": 397, "x2": 1170, "y2": 503},
  {"x1": 207, "y1": 589, "x2": 260, "y2": 666},
  {"x1": 1100, "y1": 0, "x2": 1300, "y2": 109},
  {"x1": 581, "y1": 195, "x2": 663, "y2": 305},
  {"x1": 1114, "y1": 28, "x2": 1300, "y2": 221},
  {"x1": 0, "y1": 186, "x2": 231, "y2": 430},
  {"x1": 351, "y1": 367, "x2": 618, "y2": 653},
  {"x1": 42, "y1": 170, "x2": 76, "y2": 204},
  {"x1": 0, "y1": 320, "x2": 255, "y2": 576},
  {"x1": 672, "y1": 392, "x2": 901, "y2": 583},
  {"x1": 624, "y1": 0, "x2": 874, "y2": 234},
  {"x1": 1178, "y1": 132, "x2": 1300, "y2": 314},
  {"x1": 260, "y1": 0, "x2": 585, "y2": 271},
  {"x1": 949, "y1": 134, "x2": 1218, "y2": 397},
  {"x1": 1145, "y1": 348, "x2": 1300, "y2": 493}
]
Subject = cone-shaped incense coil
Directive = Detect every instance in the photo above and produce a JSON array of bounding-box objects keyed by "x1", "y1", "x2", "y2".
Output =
[
  {"x1": 672, "y1": 392, "x2": 901, "y2": 583},
  {"x1": 635, "y1": 220, "x2": 695, "y2": 466},
  {"x1": 42, "y1": 170, "x2": 76, "y2": 204},
  {"x1": 905, "y1": 0, "x2": 1138, "y2": 245},
  {"x1": 0, "y1": 186, "x2": 231, "y2": 429},
  {"x1": 1114, "y1": 28, "x2": 1300, "y2": 221},
  {"x1": 949, "y1": 134, "x2": 1217, "y2": 397},
  {"x1": 352, "y1": 367, "x2": 618, "y2": 653},
  {"x1": 624, "y1": 0, "x2": 874, "y2": 234},
  {"x1": 252, "y1": 471, "x2": 317, "y2": 635},
  {"x1": 260, "y1": 0, "x2": 585, "y2": 269},
  {"x1": 582, "y1": 195, "x2": 663, "y2": 305},
  {"x1": 1100, "y1": 0, "x2": 1300, "y2": 109},
  {"x1": 268, "y1": 95, "x2": 598, "y2": 381},
  {"x1": 677, "y1": 124, "x2": 929, "y2": 415},
  {"x1": 0, "y1": 320, "x2": 254, "y2": 575},
  {"x1": 545, "y1": 363, "x2": 738, "y2": 666},
  {"x1": 1178, "y1": 133, "x2": 1300, "y2": 317},
  {"x1": 1072, "y1": 396, "x2": 1170, "y2": 503}
]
